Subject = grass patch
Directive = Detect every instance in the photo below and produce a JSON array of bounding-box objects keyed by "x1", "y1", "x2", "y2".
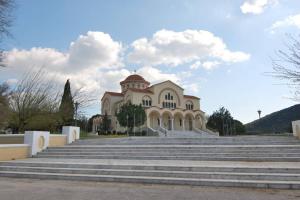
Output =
[{"x1": 80, "y1": 131, "x2": 89, "y2": 139}]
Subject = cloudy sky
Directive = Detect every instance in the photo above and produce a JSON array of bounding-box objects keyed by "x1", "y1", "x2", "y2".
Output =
[{"x1": 1, "y1": 0, "x2": 300, "y2": 123}]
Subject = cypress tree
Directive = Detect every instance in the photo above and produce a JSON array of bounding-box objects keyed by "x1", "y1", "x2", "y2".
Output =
[{"x1": 59, "y1": 79, "x2": 74, "y2": 125}]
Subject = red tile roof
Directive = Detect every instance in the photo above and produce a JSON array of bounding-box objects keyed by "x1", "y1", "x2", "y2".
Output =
[
  {"x1": 184, "y1": 95, "x2": 200, "y2": 99},
  {"x1": 101, "y1": 91, "x2": 123, "y2": 101},
  {"x1": 120, "y1": 74, "x2": 150, "y2": 85},
  {"x1": 128, "y1": 88, "x2": 153, "y2": 94}
]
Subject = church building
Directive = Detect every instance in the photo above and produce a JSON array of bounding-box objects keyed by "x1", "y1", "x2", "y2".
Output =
[{"x1": 97, "y1": 74, "x2": 209, "y2": 135}]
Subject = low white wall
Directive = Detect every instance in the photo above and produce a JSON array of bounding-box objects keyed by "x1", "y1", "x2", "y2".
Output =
[
  {"x1": 24, "y1": 131, "x2": 50, "y2": 156},
  {"x1": 62, "y1": 126, "x2": 80, "y2": 144}
]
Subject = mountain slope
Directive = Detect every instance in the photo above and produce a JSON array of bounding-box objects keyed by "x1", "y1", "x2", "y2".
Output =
[{"x1": 246, "y1": 104, "x2": 300, "y2": 133}]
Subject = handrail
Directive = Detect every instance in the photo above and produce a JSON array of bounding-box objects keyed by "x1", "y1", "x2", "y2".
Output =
[
  {"x1": 193, "y1": 127, "x2": 219, "y2": 136},
  {"x1": 148, "y1": 127, "x2": 157, "y2": 133},
  {"x1": 204, "y1": 128, "x2": 219, "y2": 136},
  {"x1": 192, "y1": 127, "x2": 202, "y2": 134},
  {"x1": 158, "y1": 126, "x2": 168, "y2": 137}
]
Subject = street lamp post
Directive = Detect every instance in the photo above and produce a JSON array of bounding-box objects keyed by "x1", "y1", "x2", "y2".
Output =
[
  {"x1": 257, "y1": 110, "x2": 262, "y2": 119},
  {"x1": 74, "y1": 101, "x2": 79, "y2": 126},
  {"x1": 126, "y1": 114, "x2": 129, "y2": 137}
]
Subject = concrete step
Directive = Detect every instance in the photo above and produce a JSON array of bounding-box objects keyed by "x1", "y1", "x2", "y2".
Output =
[
  {"x1": 45, "y1": 147, "x2": 300, "y2": 153},
  {"x1": 36, "y1": 152, "x2": 300, "y2": 157},
  {"x1": 72, "y1": 142, "x2": 300, "y2": 145},
  {"x1": 39, "y1": 150, "x2": 300, "y2": 156},
  {"x1": 2, "y1": 161, "x2": 300, "y2": 173},
  {"x1": 1, "y1": 165, "x2": 300, "y2": 181},
  {"x1": 0, "y1": 170, "x2": 299, "y2": 189},
  {"x1": 72, "y1": 139, "x2": 300, "y2": 145},
  {"x1": 34, "y1": 154, "x2": 300, "y2": 161},
  {"x1": 49, "y1": 145, "x2": 300, "y2": 150}
]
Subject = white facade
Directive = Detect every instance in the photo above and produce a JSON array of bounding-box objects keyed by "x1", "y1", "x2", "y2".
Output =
[{"x1": 100, "y1": 74, "x2": 207, "y2": 133}]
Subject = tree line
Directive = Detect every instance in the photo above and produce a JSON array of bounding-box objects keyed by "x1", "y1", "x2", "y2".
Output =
[{"x1": 0, "y1": 70, "x2": 91, "y2": 134}]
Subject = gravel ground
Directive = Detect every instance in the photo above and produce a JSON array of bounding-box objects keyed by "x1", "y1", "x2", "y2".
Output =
[{"x1": 1, "y1": 177, "x2": 300, "y2": 200}]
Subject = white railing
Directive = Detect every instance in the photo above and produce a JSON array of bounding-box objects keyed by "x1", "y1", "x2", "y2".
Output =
[
  {"x1": 147, "y1": 127, "x2": 159, "y2": 136},
  {"x1": 193, "y1": 127, "x2": 219, "y2": 137},
  {"x1": 193, "y1": 127, "x2": 202, "y2": 134},
  {"x1": 204, "y1": 128, "x2": 219, "y2": 136},
  {"x1": 158, "y1": 126, "x2": 168, "y2": 137}
]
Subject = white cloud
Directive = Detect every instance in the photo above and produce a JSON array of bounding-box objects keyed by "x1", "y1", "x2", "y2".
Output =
[
  {"x1": 270, "y1": 14, "x2": 300, "y2": 32},
  {"x1": 189, "y1": 60, "x2": 220, "y2": 70},
  {"x1": 183, "y1": 83, "x2": 200, "y2": 94},
  {"x1": 137, "y1": 66, "x2": 180, "y2": 84},
  {"x1": 128, "y1": 29, "x2": 250, "y2": 70},
  {"x1": 68, "y1": 32, "x2": 123, "y2": 71},
  {"x1": 202, "y1": 61, "x2": 220, "y2": 70},
  {"x1": 240, "y1": 0, "x2": 278, "y2": 15},
  {"x1": 2, "y1": 32, "x2": 181, "y2": 99},
  {"x1": 3, "y1": 31, "x2": 124, "y2": 95},
  {"x1": 190, "y1": 61, "x2": 201, "y2": 70}
]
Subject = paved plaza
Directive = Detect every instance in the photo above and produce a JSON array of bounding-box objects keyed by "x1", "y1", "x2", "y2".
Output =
[{"x1": 1, "y1": 177, "x2": 300, "y2": 200}]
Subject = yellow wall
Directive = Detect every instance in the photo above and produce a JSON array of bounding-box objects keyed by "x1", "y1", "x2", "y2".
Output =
[
  {"x1": 0, "y1": 135, "x2": 24, "y2": 144},
  {"x1": 0, "y1": 145, "x2": 29, "y2": 161},
  {"x1": 49, "y1": 135, "x2": 67, "y2": 147}
]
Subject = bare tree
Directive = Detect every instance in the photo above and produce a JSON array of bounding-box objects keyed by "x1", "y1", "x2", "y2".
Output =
[
  {"x1": 0, "y1": 0, "x2": 13, "y2": 38},
  {"x1": 0, "y1": 0, "x2": 14, "y2": 65},
  {"x1": 9, "y1": 69, "x2": 61, "y2": 133},
  {"x1": 0, "y1": 82, "x2": 10, "y2": 129},
  {"x1": 72, "y1": 87, "x2": 97, "y2": 115},
  {"x1": 271, "y1": 35, "x2": 300, "y2": 100}
]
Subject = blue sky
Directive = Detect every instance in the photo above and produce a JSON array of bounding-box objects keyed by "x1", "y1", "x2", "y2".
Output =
[{"x1": 1, "y1": 0, "x2": 300, "y2": 123}]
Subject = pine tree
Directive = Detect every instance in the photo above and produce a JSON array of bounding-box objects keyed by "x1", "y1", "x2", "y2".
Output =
[{"x1": 59, "y1": 79, "x2": 74, "y2": 125}]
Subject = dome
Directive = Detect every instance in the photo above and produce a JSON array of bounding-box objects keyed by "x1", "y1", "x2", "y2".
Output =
[
  {"x1": 120, "y1": 74, "x2": 150, "y2": 92},
  {"x1": 120, "y1": 74, "x2": 150, "y2": 85}
]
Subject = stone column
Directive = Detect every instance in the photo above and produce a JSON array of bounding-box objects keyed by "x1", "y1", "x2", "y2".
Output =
[
  {"x1": 159, "y1": 117, "x2": 162, "y2": 127},
  {"x1": 182, "y1": 119, "x2": 185, "y2": 131},
  {"x1": 171, "y1": 118, "x2": 174, "y2": 131},
  {"x1": 192, "y1": 119, "x2": 195, "y2": 130},
  {"x1": 146, "y1": 114, "x2": 150, "y2": 128}
]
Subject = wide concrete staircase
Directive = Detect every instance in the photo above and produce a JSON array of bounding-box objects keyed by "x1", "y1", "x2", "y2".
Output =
[{"x1": 1, "y1": 135, "x2": 300, "y2": 189}]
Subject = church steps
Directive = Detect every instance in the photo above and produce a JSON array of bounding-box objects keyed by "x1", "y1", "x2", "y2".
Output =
[
  {"x1": 41, "y1": 150, "x2": 300, "y2": 154},
  {"x1": 51, "y1": 145, "x2": 300, "y2": 149},
  {"x1": 36, "y1": 152, "x2": 300, "y2": 157},
  {"x1": 1, "y1": 166, "x2": 300, "y2": 181},
  {"x1": 33, "y1": 154, "x2": 300, "y2": 162},
  {"x1": 2, "y1": 161, "x2": 300, "y2": 173},
  {"x1": 2, "y1": 135, "x2": 300, "y2": 189},
  {"x1": 73, "y1": 138, "x2": 298, "y2": 141},
  {"x1": 0, "y1": 170, "x2": 300, "y2": 189},
  {"x1": 72, "y1": 142, "x2": 300, "y2": 145}
]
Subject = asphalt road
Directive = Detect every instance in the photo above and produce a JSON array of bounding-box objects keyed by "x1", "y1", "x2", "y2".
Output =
[{"x1": 0, "y1": 177, "x2": 300, "y2": 200}]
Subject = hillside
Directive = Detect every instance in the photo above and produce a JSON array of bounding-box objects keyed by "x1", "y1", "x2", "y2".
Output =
[{"x1": 245, "y1": 104, "x2": 300, "y2": 133}]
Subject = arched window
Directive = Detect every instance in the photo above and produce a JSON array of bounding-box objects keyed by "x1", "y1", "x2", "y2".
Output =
[
  {"x1": 160, "y1": 90, "x2": 177, "y2": 110},
  {"x1": 142, "y1": 95, "x2": 152, "y2": 107},
  {"x1": 186, "y1": 100, "x2": 194, "y2": 110}
]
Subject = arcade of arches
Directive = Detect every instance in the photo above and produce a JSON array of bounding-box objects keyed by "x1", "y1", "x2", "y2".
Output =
[{"x1": 147, "y1": 107, "x2": 204, "y2": 131}]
